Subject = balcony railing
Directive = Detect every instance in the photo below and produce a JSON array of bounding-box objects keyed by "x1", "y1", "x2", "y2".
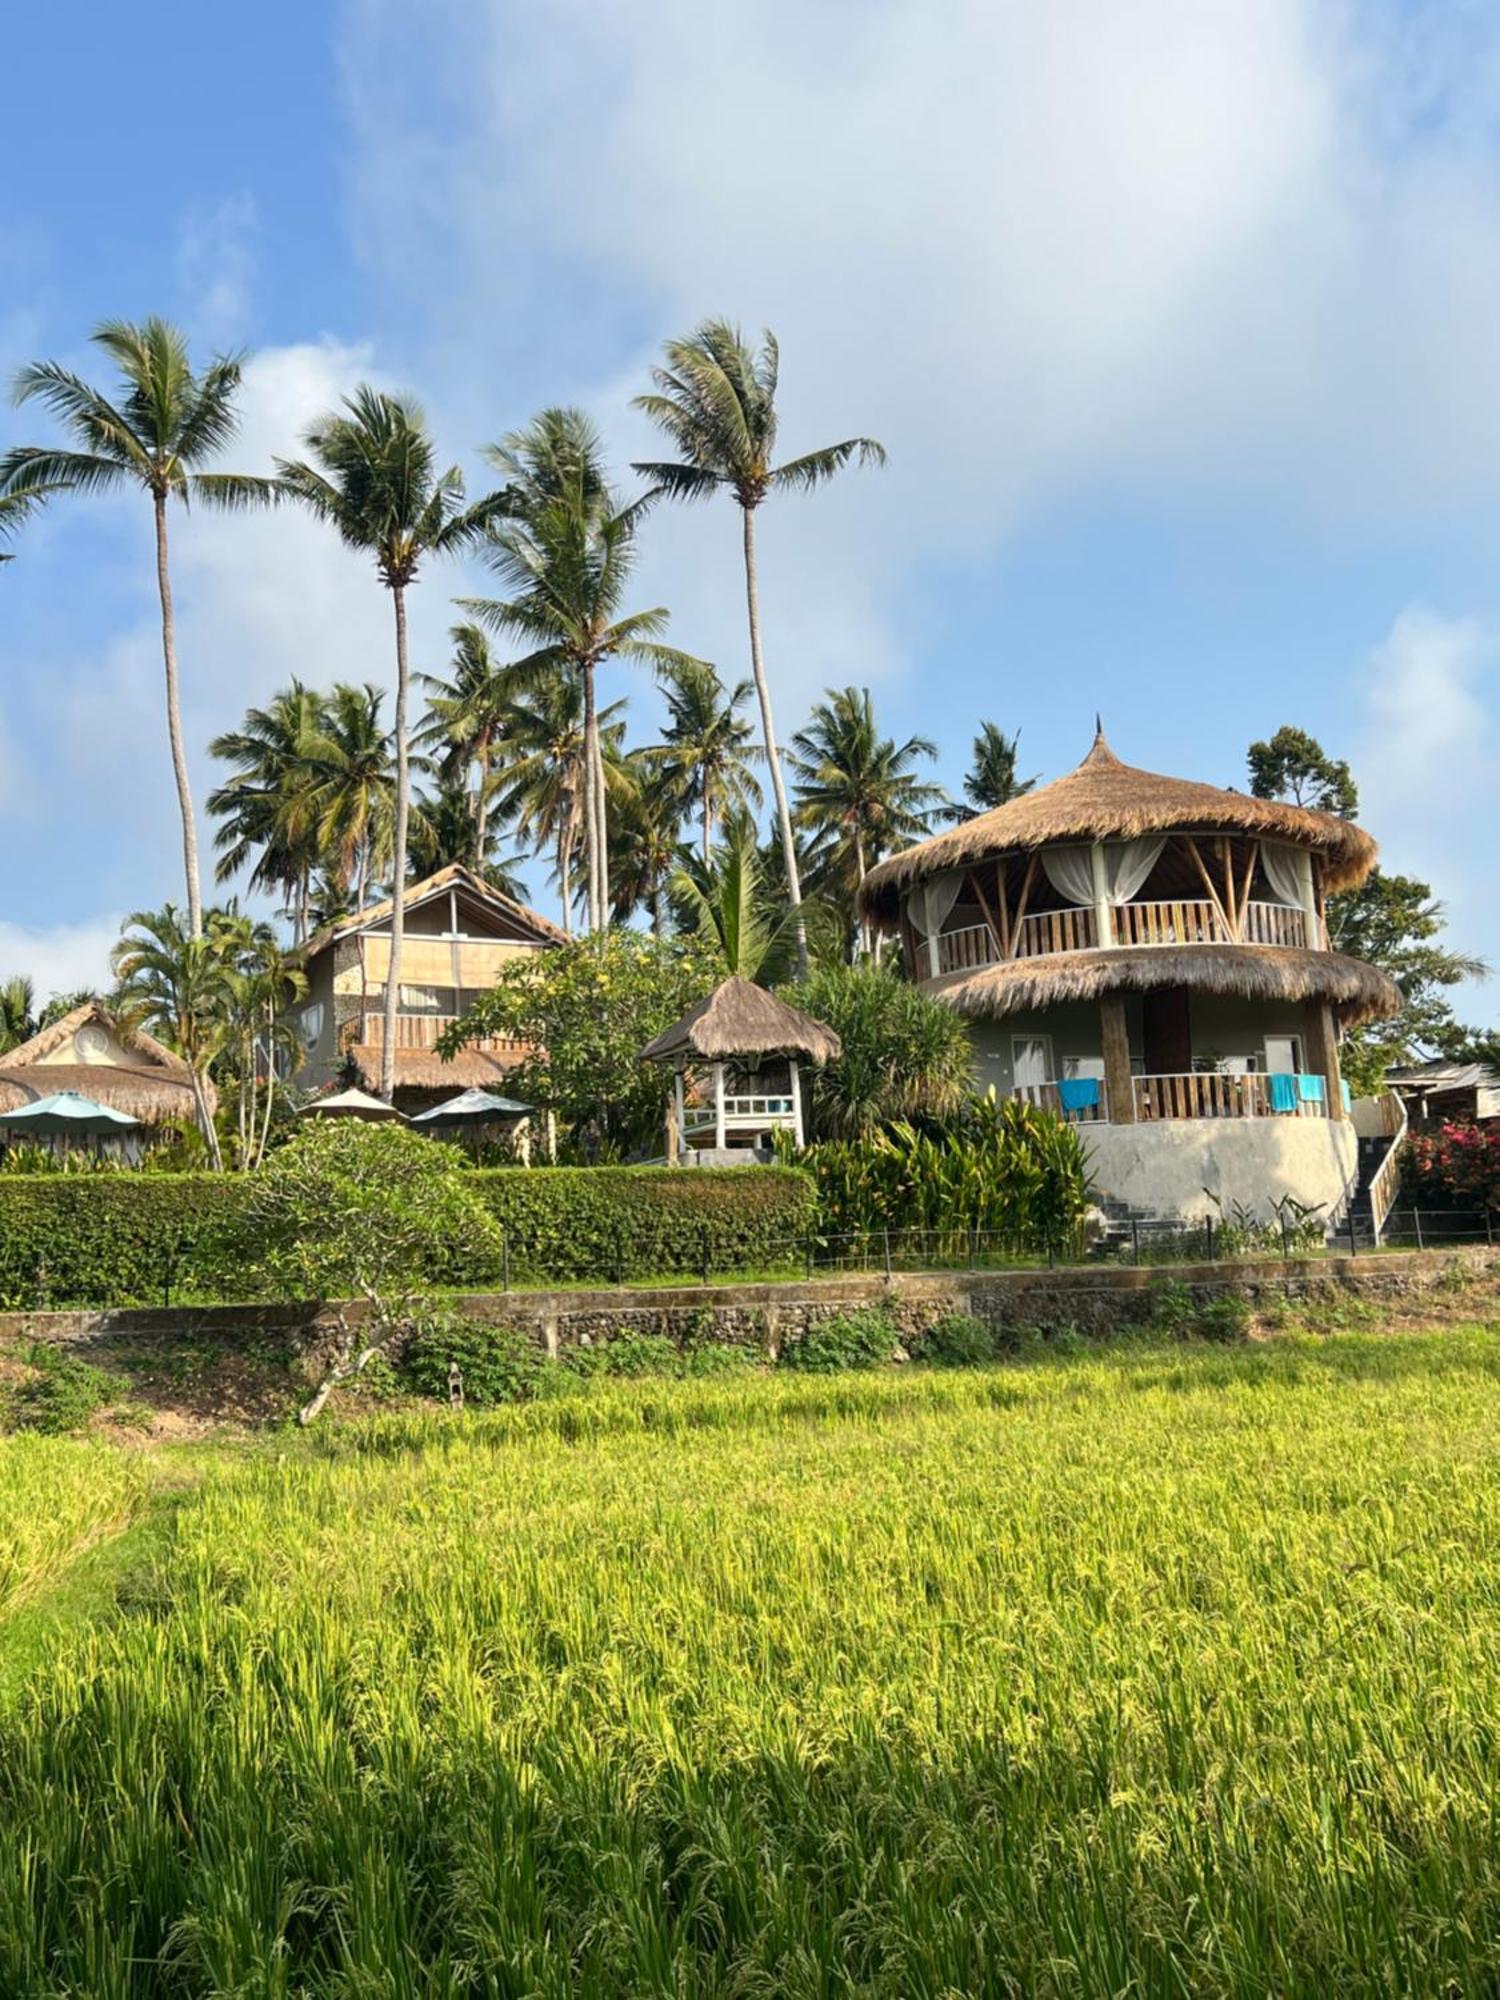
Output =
[
  {"x1": 931, "y1": 899, "x2": 1311, "y2": 975},
  {"x1": 1133, "y1": 1072, "x2": 1330, "y2": 1120},
  {"x1": 355, "y1": 1012, "x2": 530, "y2": 1057},
  {"x1": 683, "y1": 1094, "x2": 796, "y2": 1133},
  {"x1": 1009, "y1": 1079, "x2": 1110, "y2": 1124}
]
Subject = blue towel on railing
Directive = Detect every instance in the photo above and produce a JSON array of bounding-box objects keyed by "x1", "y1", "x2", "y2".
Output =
[
  {"x1": 1298, "y1": 1072, "x2": 1325, "y2": 1104},
  {"x1": 1057, "y1": 1076, "x2": 1100, "y2": 1113},
  {"x1": 1268, "y1": 1072, "x2": 1300, "y2": 1114},
  {"x1": 1341, "y1": 1080, "x2": 1352, "y2": 1114}
]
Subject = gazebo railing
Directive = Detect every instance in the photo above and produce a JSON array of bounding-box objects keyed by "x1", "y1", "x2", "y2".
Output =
[
  {"x1": 682, "y1": 1094, "x2": 796, "y2": 1131},
  {"x1": 931, "y1": 898, "x2": 1315, "y2": 972}
]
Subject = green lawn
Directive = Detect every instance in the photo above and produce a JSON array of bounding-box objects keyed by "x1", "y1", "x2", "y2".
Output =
[{"x1": 6, "y1": 1330, "x2": 1500, "y2": 1993}]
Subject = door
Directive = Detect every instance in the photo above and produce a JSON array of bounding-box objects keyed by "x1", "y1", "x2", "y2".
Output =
[
  {"x1": 1011, "y1": 1034, "x2": 1053, "y2": 1093},
  {"x1": 1264, "y1": 1035, "x2": 1303, "y2": 1075}
]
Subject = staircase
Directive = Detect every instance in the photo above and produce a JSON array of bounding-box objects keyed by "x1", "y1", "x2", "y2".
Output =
[{"x1": 1335, "y1": 1093, "x2": 1408, "y2": 1249}]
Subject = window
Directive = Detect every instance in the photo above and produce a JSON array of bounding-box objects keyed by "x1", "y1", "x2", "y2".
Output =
[
  {"x1": 396, "y1": 984, "x2": 456, "y2": 1016},
  {"x1": 1263, "y1": 1035, "x2": 1303, "y2": 1074},
  {"x1": 1063, "y1": 1055, "x2": 1105, "y2": 1081},
  {"x1": 1011, "y1": 1034, "x2": 1054, "y2": 1088},
  {"x1": 299, "y1": 1002, "x2": 326, "y2": 1048}
]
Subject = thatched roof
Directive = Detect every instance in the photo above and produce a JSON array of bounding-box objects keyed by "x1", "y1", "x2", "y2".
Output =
[
  {"x1": 860, "y1": 729, "x2": 1377, "y2": 920},
  {"x1": 934, "y1": 945, "x2": 1402, "y2": 1027},
  {"x1": 0, "y1": 1002, "x2": 209, "y2": 1126},
  {"x1": 640, "y1": 976, "x2": 843, "y2": 1065},
  {"x1": 298, "y1": 863, "x2": 566, "y2": 963},
  {"x1": 344, "y1": 1042, "x2": 528, "y2": 1094}
]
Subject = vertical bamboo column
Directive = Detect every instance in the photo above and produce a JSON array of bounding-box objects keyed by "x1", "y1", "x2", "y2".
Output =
[
  {"x1": 713, "y1": 1063, "x2": 727, "y2": 1148},
  {"x1": 1303, "y1": 1001, "x2": 1346, "y2": 1120},
  {"x1": 668, "y1": 1069, "x2": 685, "y2": 1162},
  {"x1": 1100, "y1": 994, "x2": 1135, "y2": 1124},
  {"x1": 790, "y1": 1060, "x2": 804, "y2": 1147}
]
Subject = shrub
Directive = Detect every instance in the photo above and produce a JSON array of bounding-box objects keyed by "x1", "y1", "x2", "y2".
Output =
[
  {"x1": 1148, "y1": 1280, "x2": 1251, "y2": 1343},
  {"x1": 1197, "y1": 1294, "x2": 1252, "y2": 1343},
  {"x1": 1405, "y1": 1122, "x2": 1500, "y2": 1215},
  {"x1": 783, "y1": 964, "x2": 976, "y2": 1140},
  {"x1": 400, "y1": 1316, "x2": 545, "y2": 1407},
  {"x1": 0, "y1": 1164, "x2": 816, "y2": 1310},
  {"x1": 913, "y1": 1312, "x2": 995, "y2": 1368},
  {"x1": 780, "y1": 1307, "x2": 898, "y2": 1373},
  {"x1": 9, "y1": 1348, "x2": 127, "y2": 1435}
]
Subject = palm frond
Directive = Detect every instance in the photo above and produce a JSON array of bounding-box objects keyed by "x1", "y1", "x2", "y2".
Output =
[{"x1": 770, "y1": 437, "x2": 887, "y2": 493}]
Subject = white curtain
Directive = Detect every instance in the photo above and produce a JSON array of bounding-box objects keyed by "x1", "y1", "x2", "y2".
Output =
[
  {"x1": 1099, "y1": 837, "x2": 1165, "y2": 904},
  {"x1": 1040, "y1": 845, "x2": 1096, "y2": 907},
  {"x1": 909, "y1": 869, "x2": 965, "y2": 938},
  {"x1": 1260, "y1": 841, "x2": 1304, "y2": 908}
]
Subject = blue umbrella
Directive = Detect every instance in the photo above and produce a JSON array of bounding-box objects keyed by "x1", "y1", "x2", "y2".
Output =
[{"x1": 0, "y1": 1090, "x2": 141, "y2": 1136}]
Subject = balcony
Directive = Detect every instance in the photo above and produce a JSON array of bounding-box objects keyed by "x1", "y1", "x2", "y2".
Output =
[
  {"x1": 932, "y1": 899, "x2": 1311, "y2": 976},
  {"x1": 352, "y1": 1012, "x2": 531, "y2": 1058},
  {"x1": 1010, "y1": 1071, "x2": 1334, "y2": 1124}
]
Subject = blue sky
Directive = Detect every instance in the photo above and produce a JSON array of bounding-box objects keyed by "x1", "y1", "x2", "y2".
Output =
[{"x1": 3, "y1": 0, "x2": 1499, "y2": 1026}]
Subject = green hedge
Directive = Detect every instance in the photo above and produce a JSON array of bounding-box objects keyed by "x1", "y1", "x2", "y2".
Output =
[{"x1": 0, "y1": 1166, "x2": 816, "y2": 1310}]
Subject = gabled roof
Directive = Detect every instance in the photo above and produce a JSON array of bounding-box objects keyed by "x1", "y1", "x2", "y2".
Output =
[
  {"x1": 0, "y1": 1000, "x2": 191, "y2": 1080},
  {"x1": 0, "y1": 1001, "x2": 208, "y2": 1125},
  {"x1": 640, "y1": 976, "x2": 842, "y2": 1065},
  {"x1": 1386, "y1": 1060, "x2": 1500, "y2": 1090},
  {"x1": 860, "y1": 729, "x2": 1378, "y2": 920},
  {"x1": 298, "y1": 864, "x2": 566, "y2": 961}
]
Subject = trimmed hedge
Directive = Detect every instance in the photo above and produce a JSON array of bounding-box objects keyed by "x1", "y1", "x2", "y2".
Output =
[{"x1": 0, "y1": 1166, "x2": 816, "y2": 1309}]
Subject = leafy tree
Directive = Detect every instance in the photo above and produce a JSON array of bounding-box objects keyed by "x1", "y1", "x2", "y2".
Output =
[
  {"x1": 673, "y1": 819, "x2": 804, "y2": 983},
  {"x1": 38, "y1": 989, "x2": 100, "y2": 1031},
  {"x1": 654, "y1": 660, "x2": 762, "y2": 863},
  {"x1": 634, "y1": 320, "x2": 886, "y2": 975},
  {"x1": 2, "y1": 319, "x2": 275, "y2": 933},
  {"x1": 275, "y1": 387, "x2": 507, "y2": 1098},
  {"x1": 244, "y1": 1120, "x2": 502, "y2": 1423},
  {"x1": 0, "y1": 976, "x2": 37, "y2": 1052},
  {"x1": 208, "y1": 682, "x2": 329, "y2": 942},
  {"x1": 1247, "y1": 725, "x2": 1359, "y2": 819},
  {"x1": 1248, "y1": 725, "x2": 1487, "y2": 1089},
  {"x1": 944, "y1": 722, "x2": 1037, "y2": 821},
  {"x1": 440, "y1": 930, "x2": 721, "y2": 1158},
  {"x1": 209, "y1": 907, "x2": 307, "y2": 1171},
  {"x1": 789, "y1": 686, "x2": 943, "y2": 950},
  {"x1": 783, "y1": 963, "x2": 976, "y2": 1140},
  {"x1": 464, "y1": 409, "x2": 700, "y2": 933},
  {"x1": 111, "y1": 905, "x2": 235, "y2": 1166}
]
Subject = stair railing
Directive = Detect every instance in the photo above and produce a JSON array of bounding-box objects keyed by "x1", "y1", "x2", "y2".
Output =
[{"x1": 1365, "y1": 1088, "x2": 1409, "y2": 1246}]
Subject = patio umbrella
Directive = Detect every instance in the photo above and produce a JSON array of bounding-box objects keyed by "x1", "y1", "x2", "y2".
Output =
[
  {"x1": 0, "y1": 1090, "x2": 141, "y2": 1136},
  {"x1": 298, "y1": 1086, "x2": 405, "y2": 1122},
  {"x1": 408, "y1": 1088, "x2": 532, "y2": 1126}
]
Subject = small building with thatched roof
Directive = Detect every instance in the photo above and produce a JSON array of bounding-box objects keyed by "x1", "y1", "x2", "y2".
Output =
[
  {"x1": 0, "y1": 1001, "x2": 209, "y2": 1135},
  {"x1": 858, "y1": 729, "x2": 1405, "y2": 1222},
  {"x1": 289, "y1": 864, "x2": 564, "y2": 1112},
  {"x1": 641, "y1": 975, "x2": 841, "y2": 1160}
]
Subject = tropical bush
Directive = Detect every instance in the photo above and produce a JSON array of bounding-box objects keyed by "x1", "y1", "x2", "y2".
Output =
[
  {"x1": 782, "y1": 963, "x2": 976, "y2": 1140},
  {"x1": 779, "y1": 1305, "x2": 898, "y2": 1372},
  {"x1": 400, "y1": 1316, "x2": 547, "y2": 1407},
  {"x1": 784, "y1": 1092, "x2": 1090, "y2": 1258},
  {"x1": 1405, "y1": 1121, "x2": 1500, "y2": 1215},
  {"x1": 910, "y1": 1311, "x2": 996, "y2": 1367}
]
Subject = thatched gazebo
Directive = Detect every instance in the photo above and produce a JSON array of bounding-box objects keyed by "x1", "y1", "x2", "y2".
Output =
[
  {"x1": 640, "y1": 975, "x2": 841, "y2": 1160},
  {"x1": 856, "y1": 728, "x2": 1405, "y2": 1223}
]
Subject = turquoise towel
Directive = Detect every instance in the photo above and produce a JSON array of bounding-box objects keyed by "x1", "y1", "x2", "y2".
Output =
[
  {"x1": 1299, "y1": 1073, "x2": 1325, "y2": 1104},
  {"x1": 1268, "y1": 1072, "x2": 1299, "y2": 1114},
  {"x1": 1340, "y1": 1080, "x2": 1352, "y2": 1113},
  {"x1": 1057, "y1": 1076, "x2": 1100, "y2": 1113}
]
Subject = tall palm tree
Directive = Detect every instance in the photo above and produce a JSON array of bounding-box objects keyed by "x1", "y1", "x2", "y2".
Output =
[
  {"x1": 634, "y1": 321, "x2": 886, "y2": 974},
  {"x1": 301, "y1": 681, "x2": 396, "y2": 916},
  {"x1": 789, "y1": 686, "x2": 943, "y2": 952},
  {"x1": 208, "y1": 682, "x2": 328, "y2": 943},
  {"x1": 111, "y1": 904, "x2": 234, "y2": 1166},
  {"x1": 655, "y1": 660, "x2": 763, "y2": 865},
  {"x1": 411, "y1": 773, "x2": 529, "y2": 898},
  {"x1": 673, "y1": 819, "x2": 804, "y2": 984},
  {"x1": 274, "y1": 387, "x2": 507, "y2": 1099},
  {"x1": 464, "y1": 408, "x2": 700, "y2": 933},
  {"x1": 416, "y1": 622, "x2": 523, "y2": 864},
  {"x1": 943, "y1": 722, "x2": 1037, "y2": 822},
  {"x1": 211, "y1": 909, "x2": 307, "y2": 1171},
  {"x1": 0, "y1": 975, "x2": 36, "y2": 1052},
  {"x1": 493, "y1": 670, "x2": 625, "y2": 934},
  {"x1": 1, "y1": 320, "x2": 274, "y2": 933},
  {"x1": 608, "y1": 755, "x2": 684, "y2": 933}
]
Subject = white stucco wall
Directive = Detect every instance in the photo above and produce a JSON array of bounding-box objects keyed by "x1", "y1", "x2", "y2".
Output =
[{"x1": 1083, "y1": 1118, "x2": 1359, "y2": 1223}]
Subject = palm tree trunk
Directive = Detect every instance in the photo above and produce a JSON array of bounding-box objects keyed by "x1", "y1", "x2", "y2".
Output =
[
  {"x1": 475, "y1": 738, "x2": 491, "y2": 866},
  {"x1": 581, "y1": 661, "x2": 602, "y2": 932},
  {"x1": 153, "y1": 491, "x2": 203, "y2": 938},
  {"x1": 382, "y1": 583, "x2": 411, "y2": 1102},
  {"x1": 741, "y1": 505, "x2": 806, "y2": 976},
  {"x1": 592, "y1": 724, "x2": 610, "y2": 924},
  {"x1": 558, "y1": 814, "x2": 575, "y2": 936},
  {"x1": 702, "y1": 790, "x2": 712, "y2": 869}
]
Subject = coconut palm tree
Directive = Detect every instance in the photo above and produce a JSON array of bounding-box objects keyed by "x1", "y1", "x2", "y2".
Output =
[
  {"x1": 301, "y1": 682, "x2": 396, "y2": 917},
  {"x1": 608, "y1": 756, "x2": 685, "y2": 934},
  {"x1": 0, "y1": 975, "x2": 37, "y2": 1052},
  {"x1": 943, "y1": 722, "x2": 1037, "y2": 822},
  {"x1": 1, "y1": 320, "x2": 274, "y2": 933},
  {"x1": 0, "y1": 487, "x2": 51, "y2": 563},
  {"x1": 654, "y1": 660, "x2": 763, "y2": 865},
  {"x1": 416, "y1": 623, "x2": 525, "y2": 864},
  {"x1": 274, "y1": 387, "x2": 507, "y2": 1099},
  {"x1": 789, "y1": 686, "x2": 943, "y2": 953},
  {"x1": 493, "y1": 670, "x2": 626, "y2": 933},
  {"x1": 463, "y1": 409, "x2": 701, "y2": 933},
  {"x1": 208, "y1": 682, "x2": 328, "y2": 943},
  {"x1": 634, "y1": 321, "x2": 886, "y2": 975},
  {"x1": 411, "y1": 774, "x2": 529, "y2": 898},
  {"x1": 673, "y1": 819, "x2": 804, "y2": 984},
  {"x1": 111, "y1": 905, "x2": 235, "y2": 1166}
]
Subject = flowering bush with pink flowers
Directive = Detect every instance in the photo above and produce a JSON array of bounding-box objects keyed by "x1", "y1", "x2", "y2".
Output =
[{"x1": 1404, "y1": 1121, "x2": 1500, "y2": 1214}]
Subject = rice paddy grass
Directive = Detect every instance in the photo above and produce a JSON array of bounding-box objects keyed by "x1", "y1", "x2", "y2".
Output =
[{"x1": 5, "y1": 1327, "x2": 1500, "y2": 1994}]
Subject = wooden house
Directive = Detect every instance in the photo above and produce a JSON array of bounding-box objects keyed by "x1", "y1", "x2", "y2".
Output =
[{"x1": 0, "y1": 1000, "x2": 208, "y2": 1133}]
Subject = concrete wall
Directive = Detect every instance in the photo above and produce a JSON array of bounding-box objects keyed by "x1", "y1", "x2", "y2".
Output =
[{"x1": 1084, "y1": 1116, "x2": 1358, "y2": 1222}]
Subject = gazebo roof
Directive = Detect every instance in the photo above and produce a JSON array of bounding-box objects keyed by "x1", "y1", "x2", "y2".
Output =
[
  {"x1": 640, "y1": 976, "x2": 842, "y2": 1066},
  {"x1": 859, "y1": 728, "x2": 1378, "y2": 921},
  {"x1": 0, "y1": 1001, "x2": 209, "y2": 1127}
]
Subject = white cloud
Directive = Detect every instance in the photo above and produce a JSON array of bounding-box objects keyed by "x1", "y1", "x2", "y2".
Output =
[
  {"x1": 1354, "y1": 602, "x2": 1498, "y2": 1018},
  {"x1": 0, "y1": 915, "x2": 121, "y2": 1004},
  {"x1": 175, "y1": 194, "x2": 259, "y2": 348}
]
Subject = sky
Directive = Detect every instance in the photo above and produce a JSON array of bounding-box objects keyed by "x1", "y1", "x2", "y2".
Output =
[{"x1": 2, "y1": 0, "x2": 1499, "y2": 1025}]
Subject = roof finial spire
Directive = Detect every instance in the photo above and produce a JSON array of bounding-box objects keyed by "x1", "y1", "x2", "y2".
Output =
[{"x1": 1094, "y1": 712, "x2": 1105, "y2": 739}]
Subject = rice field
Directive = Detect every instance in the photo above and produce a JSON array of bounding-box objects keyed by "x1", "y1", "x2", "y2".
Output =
[{"x1": 6, "y1": 1330, "x2": 1500, "y2": 1994}]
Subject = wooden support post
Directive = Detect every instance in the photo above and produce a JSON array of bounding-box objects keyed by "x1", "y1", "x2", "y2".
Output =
[
  {"x1": 968, "y1": 868, "x2": 1003, "y2": 955},
  {"x1": 1237, "y1": 841, "x2": 1257, "y2": 937},
  {"x1": 668, "y1": 1069, "x2": 685, "y2": 1162},
  {"x1": 1100, "y1": 994, "x2": 1135, "y2": 1125},
  {"x1": 1009, "y1": 854, "x2": 1038, "y2": 957},
  {"x1": 995, "y1": 862, "x2": 1011, "y2": 958},
  {"x1": 789, "y1": 1060, "x2": 804, "y2": 1147},
  {"x1": 713, "y1": 1063, "x2": 727, "y2": 1148},
  {"x1": 1303, "y1": 1000, "x2": 1346, "y2": 1120},
  {"x1": 1184, "y1": 835, "x2": 1232, "y2": 938}
]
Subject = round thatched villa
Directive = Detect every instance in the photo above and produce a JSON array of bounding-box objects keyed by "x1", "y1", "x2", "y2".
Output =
[{"x1": 858, "y1": 729, "x2": 1404, "y2": 1224}]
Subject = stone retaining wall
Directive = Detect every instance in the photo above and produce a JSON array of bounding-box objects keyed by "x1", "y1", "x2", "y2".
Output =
[{"x1": 7, "y1": 1246, "x2": 1497, "y2": 1357}]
